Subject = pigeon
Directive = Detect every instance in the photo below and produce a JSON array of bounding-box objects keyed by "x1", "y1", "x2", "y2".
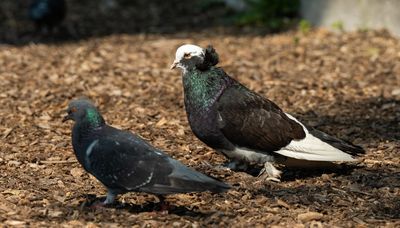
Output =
[
  {"x1": 63, "y1": 99, "x2": 230, "y2": 206},
  {"x1": 29, "y1": 0, "x2": 66, "y2": 32},
  {"x1": 171, "y1": 44, "x2": 365, "y2": 181}
]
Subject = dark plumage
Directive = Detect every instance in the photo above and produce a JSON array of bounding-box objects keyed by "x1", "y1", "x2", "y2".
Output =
[
  {"x1": 171, "y1": 44, "x2": 365, "y2": 181},
  {"x1": 196, "y1": 46, "x2": 219, "y2": 71},
  {"x1": 29, "y1": 0, "x2": 66, "y2": 31},
  {"x1": 63, "y1": 99, "x2": 230, "y2": 206}
]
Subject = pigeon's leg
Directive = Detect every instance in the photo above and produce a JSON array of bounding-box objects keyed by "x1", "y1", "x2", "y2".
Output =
[
  {"x1": 156, "y1": 195, "x2": 170, "y2": 214},
  {"x1": 258, "y1": 162, "x2": 282, "y2": 182},
  {"x1": 224, "y1": 160, "x2": 248, "y2": 171},
  {"x1": 103, "y1": 191, "x2": 116, "y2": 205},
  {"x1": 89, "y1": 191, "x2": 116, "y2": 209}
]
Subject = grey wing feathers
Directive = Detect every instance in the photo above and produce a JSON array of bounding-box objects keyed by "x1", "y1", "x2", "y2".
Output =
[
  {"x1": 87, "y1": 136, "x2": 163, "y2": 191},
  {"x1": 87, "y1": 127, "x2": 230, "y2": 194}
]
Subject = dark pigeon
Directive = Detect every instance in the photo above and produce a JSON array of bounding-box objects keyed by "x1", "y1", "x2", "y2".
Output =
[
  {"x1": 63, "y1": 99, "x2": 230, "y2": 206},
  {"x1": 171, "y1": 44, "x2": 365, "y2": 181},
  {"x1": 29, "y1": 0, "x2": 66, "y2": 31}
]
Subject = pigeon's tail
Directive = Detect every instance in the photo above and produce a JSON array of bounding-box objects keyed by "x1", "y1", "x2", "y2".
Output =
[
  {"x1": 172, "y1": 174, "x2": 231, "y2": 194},
  {"x1": 169, "y1": 159, "x2": 230, "y2": 193},
  {"x1": 143, "y1": 159, "x2": 230, "y2": 195},
  {"x1": 308, "y1": 128, "x2": 365, "y2": 156},
  {"x1": 274, "y1": 114, "x2": 365, "y2": 162}
]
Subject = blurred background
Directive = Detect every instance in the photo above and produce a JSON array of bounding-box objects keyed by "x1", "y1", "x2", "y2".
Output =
[
  {"x1": 2, "y1": 0, "x2": 400, "y2": 44},
  {"x1": 1, "y1": 0, "x2": 300, "y2": 44}
]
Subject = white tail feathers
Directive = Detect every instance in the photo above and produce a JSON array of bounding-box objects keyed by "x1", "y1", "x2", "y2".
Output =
[{"x1": 275, "y1": 113, "x2": 357, "y2": 162}]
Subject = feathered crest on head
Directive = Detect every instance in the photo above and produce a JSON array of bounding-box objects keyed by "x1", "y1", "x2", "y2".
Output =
[{"x1": 196, "y1": 45, "x2": 219, "y2": 71}]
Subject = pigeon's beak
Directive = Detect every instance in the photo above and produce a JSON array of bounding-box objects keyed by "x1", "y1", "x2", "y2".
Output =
[
  {"x1": 62, "y1": 114, "x2": 72, "y2": 122},
  {"x1": 170, "y1": 60, "x2": 178, "y2": 70}
]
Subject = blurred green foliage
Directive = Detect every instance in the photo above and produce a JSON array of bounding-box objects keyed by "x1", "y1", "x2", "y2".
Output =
[
  {"x1": 298, "y1": 19, "x2": 311, "y2": 34},
  {"x1": 331, "y1": 20, "x2": 344, "y2": 32},
  {"x1": 236, "y1": 0, "x2": 299, "y2": 30}
]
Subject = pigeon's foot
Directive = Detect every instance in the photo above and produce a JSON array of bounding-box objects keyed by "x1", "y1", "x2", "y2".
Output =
[
  {"x1": 103, "y1": 191, "x2": 117, "y2": 204},
  {"x1": 158, "y1": 201, "x2": 171, "y2": 214},
  {"x1": 86, "y1": 190, "x2": 116, "y2": 209},
  {"x1": 258, "y1": 162, "x2": 282, "y2": 182},
  {"x1": 265, "y1": 176, "x2": 281, "y2": 182},
  {"x1": 85, "y1": 191, "x2": 117, "y2": 209},
  {"x1": 221, "y1": 160, "x2": 248, "y2": 171},
  {"x1": 89, "y1": 201, "x2": 107, "y2": 209}
]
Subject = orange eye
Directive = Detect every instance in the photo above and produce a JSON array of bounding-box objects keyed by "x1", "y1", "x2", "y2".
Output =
[
  {"x1": 183, "y1": 52, "x2": 191, "y2": 59},
  {"x1": 70, "y1": 107, "x2": 77, "y2": 113}
]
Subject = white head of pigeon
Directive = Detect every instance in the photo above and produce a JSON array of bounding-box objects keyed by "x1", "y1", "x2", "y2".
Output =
[{"x1": 170, "y1": 44, "x2": 205, "y2": 71}]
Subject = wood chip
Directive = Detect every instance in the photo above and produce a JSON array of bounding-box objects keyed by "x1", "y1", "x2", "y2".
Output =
[
  {"x1": 297, "y1": 212, "x2": 323, "y2": 222},
  {"x1": 70, "y1": 167, "x2": 84, "y2": 178},
  {"x1": 40, "y1": 160, "x2": 77, "y2": 164},
  {"x1": 0, "y1": 11, "x2": 398, "y2": 225},
  {"x1": 2, "y1": 127, "x2": 14, "y2": 138}
]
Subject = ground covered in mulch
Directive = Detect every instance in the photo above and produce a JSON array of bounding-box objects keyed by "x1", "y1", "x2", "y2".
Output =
[{"x1": 1, "y1": 1, "x2": 400, "y2": 227}]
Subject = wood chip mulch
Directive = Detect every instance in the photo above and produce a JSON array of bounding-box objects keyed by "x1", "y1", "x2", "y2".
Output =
[{"x1": 1, "y1": 28, "x2": 399, "y2": 227}]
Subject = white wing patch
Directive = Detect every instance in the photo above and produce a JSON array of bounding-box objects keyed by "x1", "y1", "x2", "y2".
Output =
[
  {"x1": 86, "y1": 139, "x2": 99, "y2": 157},
  {"x1": 85, "y1": 139, "x2": 99, "y2": 169},
  {"x1": 274, "y1": 113, "x2": 356, "y2": 162}
]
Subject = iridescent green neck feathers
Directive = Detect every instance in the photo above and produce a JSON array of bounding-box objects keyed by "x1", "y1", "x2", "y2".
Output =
[
  {"x1": 183, "y1": 68, "x2": 226, "y2": 110},
  {"x1": 85, "y1": 108, "x2": 104, "y2": 128}
]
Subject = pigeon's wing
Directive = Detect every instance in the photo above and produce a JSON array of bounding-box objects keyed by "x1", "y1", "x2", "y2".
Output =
[
  {"x1": 85, "y1": 132, "x2": 167, "y2": 192},
  {"x1": 216, "y1": 84, "x2": 306, "y2": 152},
  {"x1": 87, "y1": 128, "x2": 229, "y2": 194}
]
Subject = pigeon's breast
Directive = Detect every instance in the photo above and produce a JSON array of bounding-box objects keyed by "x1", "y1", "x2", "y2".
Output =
[
  {"x1": 182, "y1": 69, "x2": 234, "y2": 150},
  {"x1": 186, "y1": 107, "x2": 234, "y2": 151}
]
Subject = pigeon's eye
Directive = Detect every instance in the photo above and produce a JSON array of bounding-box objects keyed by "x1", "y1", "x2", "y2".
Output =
[
  {"x1": 183, "y1": 53, "x2": 191, "y2": 59},
  {"x1": 70, "y1": 107, "x2": 77, "y2": 113}
]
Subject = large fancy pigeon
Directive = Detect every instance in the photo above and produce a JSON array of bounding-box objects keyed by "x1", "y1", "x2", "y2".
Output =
[
  {"x1": 63, "y1": 99, "x2": 230, "y2": 206},
  {"x1": 171, "y1": 44, "x2": 365, "y2": 181},
  {"x1": 29, "y1": 0, "x2": 66, "y2": 31}
]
